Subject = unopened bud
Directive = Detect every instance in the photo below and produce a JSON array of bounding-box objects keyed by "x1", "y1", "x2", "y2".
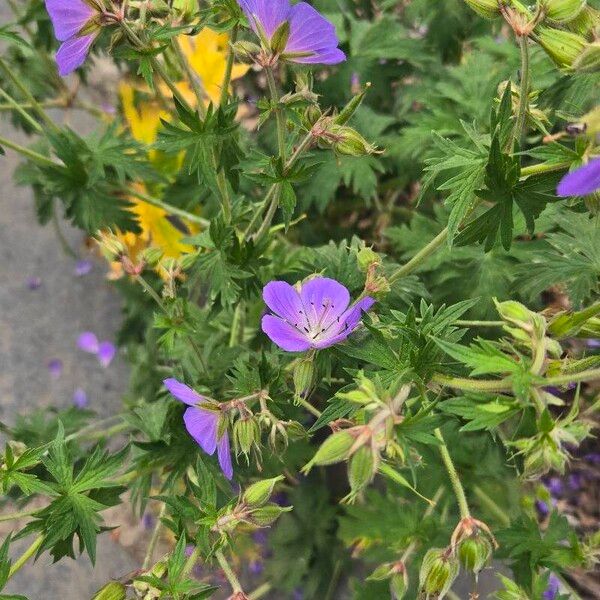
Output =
[
  {"x1": 536, "y1": 26, "x2": 587, "y2": 69},
  {"x1": 249, "y1": 502, "x2": 292, "y2": 526},
  {"x1": 419, "y1": 548, "x2": 460, "y2": 598},
  {"x1": 330, "y1": 125, "x2": 380, "y2": 156},
  {"x1": 348, "y1": 445, "x2": 376, "y2": 496},
  {"x1": 357, "y1": 246, "x2": 381, "y2": 272},
  {"x1": 243, "y1": 475, "x2": 284, "y2": 507},
  {"x1": 463, "y1": 0, "x2": 501, "y2": 19},
  {"x1": 458, "y1": 536, "x2": 493, "y2": 573},
  {"x1": 335, "y1": 83, "x2": 371, "y2": 125},
  {"x1": 91, "y1": 582, "x2": 126, "y2": 600},
  {"x1": 302, "y1": 430, "x2": 355, "y2": 472},
  {"x1": 573, "y1": 42, "x2": 600, "y2": 72},
  {"x1": 141, "y1": 247, "x2": 163, "y2": 267},
  {"x1": 542, "y1": 0, "x2": 586, "y2": 23},
  {"x1": 234, "y1": 418, "x2": 259, "y2": 455},
  {"x1": 368, "y1": 562, "x2": 408, "y2": 599},
  {"x1": 565, "y1": 6, "x2": 600, "y2": 36},
  {"x1": 293, "y1": 357, "x2": 315, "y2": 398},
  {"x1": 232, "y1": 40, "x2": 261, "y2": 62},
  {"x1": 523, "y1": 439, "x2": 567, "y2": 479},
  {"x1": 96, "y1": 231, "x2": 125, "y2": 261},
  {"x1": 303, "y1": 105, "x2": 322, "y2": 129}
]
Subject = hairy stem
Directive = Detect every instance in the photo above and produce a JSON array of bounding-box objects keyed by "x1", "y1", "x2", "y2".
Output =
[
  {"x1": 51, "y1": 207, "x2": 78, "y2": 259},
  {"x1": 0, "y1": 135, "x2": 56, "y2": 166},
  {"x1": 0, "y1": 509, "x2": 39, "y2": 523},
  {"x1": 249, "y1": 582, "x2": 272, "y2": 600},
  {"x1": 128, "y1": 187, "x2": 210, "y2": 227},
  {"x1": 220, "y1": 25, "x2": 239, "y2": 106},
  {"x1": 389, "y1": 227, "x2": 449, "y2": 282},
  {"x1": 265, "y1": 66, "x2": 286, "y2": 161},
  {"x1": 171, "y1": 37, "x2": 206, "y2": 115},
  {"x1": 215, "y1": 549, "x2": 242, "y2": 593},
  {"x1": 512, "y1": 34, "x2": 530, "y2": 150},
  {"x1": 142, "y1": 502, "x2": 167, "y2": 570},
  {"x1": 8, "y1": 535, "x2": 44, "y2": 580},
  {"x1": 434, "y1": 428, "x2": 470, "y2": 520},
  {"x1": 0, "y1": 86, "x2": 41, "y2": 132}
]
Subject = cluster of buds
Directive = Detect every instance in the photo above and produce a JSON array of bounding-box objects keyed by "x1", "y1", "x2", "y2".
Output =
[
  {"x1": 133, "y1": 558, "x2": 168, "y2": 599},
  {"x1": 497, "y1": 80, "x2": 550, "y2": 131},
  {"x1": 302, "y1": 377, "x2": 411, "y2": 502},
  {"x1": 367, "y1": 561, "x2": 409, "y2": 599},
  {"x1": 357, "y1": 245, "x2": 391, "y2": 297},
  {"x1": 212, "y1": 476, "x2": 292, "y2": 534},
  {"x1": 418, "y1": 547, "x2": 460, "y2": 599}
]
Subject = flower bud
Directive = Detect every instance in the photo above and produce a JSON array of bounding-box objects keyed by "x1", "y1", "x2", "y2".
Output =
[
  {"x1": 536, "y1": 26, "x2": 587, "y2": 69},
  {"x1": 232, "y1": 40, "x2": 262, "y2": 62},
  {"x1": 234, "y1": 417, "x2": 259, "y2": 456},
  {"x1": 368, "y1": 562, "x2": 408, "y2": 599},
  {"x1": 335, "y1": 82, "x2": 371, "y2": 125},
  {"x1": 523, "y1": 439, "x2": 567, "y2": 479},
  {"x1": 573, "y1": 41, "x2": 600, "y2": 72},
  {"x1": 494, "y1": 299, "x2": 537, "y2": 330},
  {"x1": 458, "y1": 536, "x2": 493, "y2": 573},
  {"x1": 293, "y1": 357, "x2": 315, "y2": 398},
  {"x1": 141, "y1": 247, "x2": 164, "y2": 268},
  {"x1": 249, "y1": 502, "x2": 292, "y2": 526},
  {"x1": 303, "y1": 105, "x2": 322, "y2": 129},
  {"x1": 419, "y1": 548, "x2": 460, "y2": 598},
  {"x1": 348, "y1": 445, "x2": 377, "y2": 496},
  {"x1": 357, "y1": 246, "x2": 381, "y2": 272},
  {"x1": 302, "y1": 430, "x2": 355, "y2": 472},
  {"x1": 541, "y1": 0, "x2": 586, "y2": 23},
  {"x1": 565, "y1": 6, "x2": 600, "y2": 37},
  {"x1": 330, "y1": 125, "x2": 380, "y2": 156},
  {"x1": 243, "y1": 475, "x2": 284, "y2": 507},
  {"x1": 463, "y1": 0, "x2": 501, "y2": 19},
  {"x1": 96, "y1": 231, "x2": 125, "y2": 261},
  {"x1": 91, "y1": 582, "x2": 126, "y2": 600}
]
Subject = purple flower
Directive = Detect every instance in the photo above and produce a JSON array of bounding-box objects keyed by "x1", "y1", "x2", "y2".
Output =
[
  {"x1": 97, "y1": 341, "x2": 116, "y2": 368},
  {"x1": 557, "y1": 158, "x2": 600, "y2": 197},
  {"x1": 545, "y1": 477, "x2": 563, "y2": 497},
  {"x1": 45, "y1": 0, "x2": 101, "y2": 76},
  {"x1": 586, "y1": 339, "x2": 600, "y2": 349},
  {"x1": 261, "y1": 277, "x2": 374, "y2": 352},
  {"x1": 163, "y1": 378, "x2": 233, "y2": 479},
  {"x1": 26, "y1": 276, "x2": 42, "y2": 290},
  {"x1": 238, "y1": 0, "x2": 345, "y2": 65},
  {"x1": 73, "y1": 388, "x2": 88, "y2": 408},
  {"x1": 249, "y1": 560, "x2": 264, "y2": 575},
  {"x1": 74, "y1": 259, "x2": 93, "y2": 277},
  {"x1": 543, "y1": 573, "x2": 560, "y2": 600},
  {"x1": 47, "y1": 358, "x2": 63, "y2": 379}
]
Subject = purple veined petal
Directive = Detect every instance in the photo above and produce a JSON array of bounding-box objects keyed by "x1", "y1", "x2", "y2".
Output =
[
  {"x1": 47, "y1": 358, "x2": 63, "y2": 379},
  {"x1": 238, "y1": 0, "x2": 292, "y2": 39},
  {"x1": 45, "y1": 0, "x2": 95, "y2": 42},
  {"x1": 73, "y1": 387, "x2": 88, "y2": 409},
  {"x1": 292, "y1": 47, "x2": 346, "y2": 65},
  {"x1": 97, "y1": 341, "x2": 116, "y2": 367},
  {"x1": 217, "y1": 431, "x2": 233, "y2": 479},
  {"x1": 55, "y1": 33, "x2": 96, "y2": 77},
  {"x1": 78, "y1": 331, "x2": 99, "y2": 353},
  {"x1": 287, "y1": 2, "x2": 339, "y2": 52},
  {"x1": 163, "y1": 378, "x2": 206, "y2": 406},
  {"x1": 299, "y1": 277, "x2": 351, "y2": 331},
  {"x1": 261, "y1": 314, "x2": 311, "y2": 352},
  {"x1": 183, "y1": 406, "x2": 219, "y2": 455},
  {"x1": 74, "y1": 259, "x2": 93, "y2": 276},
  {"x1": 556, "y1": 158, "x2": 600, "y2": 197},
  {"x1": 263, "y1": 281, "x2": 305, "y2": 324},
  {"x1": 341, "y1": 296, "x2": 375, "y2": 330}
]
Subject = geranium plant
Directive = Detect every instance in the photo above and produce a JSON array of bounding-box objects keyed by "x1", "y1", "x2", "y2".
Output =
[{"x1": 0, "y1": 0, "x2": 599, "y2": 599}]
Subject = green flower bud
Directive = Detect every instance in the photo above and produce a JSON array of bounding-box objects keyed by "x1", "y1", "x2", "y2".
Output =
[
  {"x1": 348, "y1": 445, "x2": 376, "y2": 495},
  {"x1": 303, "y1": 105, "x2": 322, "y2": 129},
  {"x1": 573, "y1": 41, "x2": 600, "y2": 72},
  {"x1": 232, "y1": 40, "x2": 262, "y2": 62},
  {"x1": 293, "y1": 357, "x2": 315, "y2": 398},
  {"x1": 357, "y1": 246, "x2": 381, "y2": 272},
  {"x1": 541, "y1": 0, "x2": 587, "y2": 23},
  {"x1": 536, "y1": 26, "x2": 587, "y2": 69},
  {"x1": 458, "y1": 536, "x2": 493, "y2": 573},
  {"x1": 95, "y1": 231, "x2": 125, "y2": 261},
  {"x1": 419, "y1": 548, "x2": 460, "y2": 599},
  {"x1": 243, "y1": 475, "x2": 284, "y2": 507},
  {"x1": 302, "y1": 430, "x2": 355, "y2": 472},
  {"x1": 330, "y1": 125, "x2": 380, "y2": 156},
  {"x1": 91, "y1": 581, "x2": 126, "y2": 600},
  {"x1": 523, "y1": 438, "x2": 567, "y2": 479},
  {"x1": 249, "y1": 502, "x2": 292, "y2": 526},
  {"x1": 463, "y1": 0, "x2": 501, "y2": 19},
  {"x1": 367, "y1": 562, "x2": 408, "y2": 599},
  {"x1": 173, "y1": 0, "x2": 196, "y2": 16},
  {"x1": 234, "y1": 418, "x2": 259, "y2": 456},
  {"x1": 141, "y1": 247, "x2": 164, "y2": 267}
]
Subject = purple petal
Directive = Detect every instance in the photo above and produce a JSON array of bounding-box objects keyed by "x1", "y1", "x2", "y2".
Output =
[
  {"x1": 45, "y1": 0, "x2": 95, "y2": 42},
  {"x1": 78, "y1": 331, "x2": 99, "y2": 353},
  {"x1": 55, "y1": 34, "x2": 96, "y2": 77},
  {"x1": 292, "y1": 47, "x2": 346, "y2": 65},
  {"x1": 543, "y1": 574, "x2": 560, "y2": 600},
  {"x1": 556, "y1": 158, "x2": 600, "y2": 197},
  {"x1": 73, "y1": 388, "x2": 88, "y2": 408},
  {"x1": 263, "y1": 281, "x2": 304, "y2": 323},
  {"x1": 74, "y1": 259, "x2": 93, "y2": 276},
  {"x1": 300, "y1": 277, "x2": 350, "y2": 330},
  {"x1": 341, "y1": 296, "x2": 375, "y2": 330},
  {"x1": 26, "y1": 276, "x2": 42, "y2": 290},
  {"x1": 238, "y1": 0, "x2": 291, "y2": 39},
  {"x1": 97, "y1": 341, "x2": 116, "y2": 367},
  {"x1": 217, "y1": 432, "x2": 233, "y2": 479},
  {"x1": 47, "y1": 358, "x2": 63, "y2": 379},
  {"x1": 163, "y1": 378, "x2": 206, "y2": 406},
  {"x1": 183, "y1": 406, "x2": 219, "y2": 455},
  {"x1": 312, "y1": 296, "x2": 374, "y2": 349},
  {"x1": 261, "y1": 314, "x2": 311, "y2": 352}
]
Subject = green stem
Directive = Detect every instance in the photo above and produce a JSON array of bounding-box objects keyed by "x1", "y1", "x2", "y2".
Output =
[
  {"x1": 0, "y1": 135, "x2": 56, "y2": 166},
  {"x1": 8, "y1": 535, "x2": 44, "y2": 580},
  {"x1": 229, "y1": 302, "x2": 244, "y2": 347},
  {"x1": 128, "y1": 187, "x2": 209, "y2": 227},
  {"x1": 545, "y1": 368, "x2": 600, "y2": 387},
  {"x1": 417, "y1": 317, "x2": 504, "y2": 328},
  {"x1": 520, "y1": 161, "x2": 570, "y2": 177},
  {"x1": 434, "y1": 428, "x2": 470, "y2": 520},
  {"x1": 0, "y1": 509, "x2": 39, "y2": 523},
  {"x1": 143, "y1": 502, "x2": 167, "y2": 570},
  {"x1": 171, "y1": 37, "x2": 206, "y2": 115},
  {"x1": 181, "y1": 543, "x2": 202, "y2": 579},
  {"x1": 136, "y1": 275, "x2": 168, "y2": 312},
  {"x1": 432, "y1": 373, "x2": 512, "y2": 392},
  {"x1": 0, "y1": 87, "x2": 41, "y2": 132},
  {"x1": 215, "y1": 549, "x2": 242, "y2": 593},
  {"x1": 295, "y1": 394, "x2": 322, "y2": 418},
  {"x1": 389, "y1": 228, "x2": 449, "y2": 282},
  {"x1": 254, "y1": 185, "x2": 282, "y2": 242},
  {"x1": 219, "y1": 25, "x2": 239, "y2": 106},
  {"x1": 265, "y1": 66, "x2": 286, "y2": 161},
  {"x1": 512, "y1": 34, "x2": 530, "y2": 149},
  {"x1": 249, "y1": 582, "x2": 272, "y2": 600},
  {"x1": 51, "y1": 207, "x2": 77, "y2": 259},
  {"x1": 0, "y1": 57, "x2": 57, "y2": 131}
]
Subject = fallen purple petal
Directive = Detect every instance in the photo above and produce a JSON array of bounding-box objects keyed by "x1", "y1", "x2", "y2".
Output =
[
  {"x1": 26, "y1": 276, "x2": 42, "y2": 290},
  {"x1": 47, "y1": 358, "x2": 63, "y2": 379},
  {"x1": 97, "y1": 341, "x2": 117, "y2": 367},
  {"x1": 74, "y1": 259, "x2": 93, "y2": 276},
  {"x1": 72, "y1": 388, "x2": 88, "y2": 408},
  {"x1": 78, "y1": 331, "x2": 99, "y2": 354}
]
